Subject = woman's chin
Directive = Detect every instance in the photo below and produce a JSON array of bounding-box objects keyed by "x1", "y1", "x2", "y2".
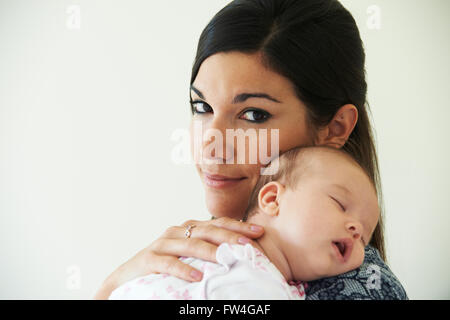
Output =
[{"x1": 205, "y1": 194, "x2": 247, "y2": 220}]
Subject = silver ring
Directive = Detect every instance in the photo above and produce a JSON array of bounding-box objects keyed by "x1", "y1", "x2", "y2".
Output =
[{"x1": 184, "y1": 224, "x2": 196, "y2": 239}]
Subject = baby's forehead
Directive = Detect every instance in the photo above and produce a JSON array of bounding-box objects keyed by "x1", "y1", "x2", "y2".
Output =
[
  {"x1": 284, "y1": 148, "x2": 375, "y2": 193},
  {"x1": 259, "y1": 147, "x2": 380, "y2": 237},
  {"x1": 282, "y1": 148, "x2": 380, "y2": 234},
  {"x1": 284, "y1": 147, "x2": 356, "y2": 174}
]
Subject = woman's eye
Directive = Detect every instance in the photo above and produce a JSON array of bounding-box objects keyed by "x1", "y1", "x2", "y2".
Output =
[
  {"x1": 240, "y1": 109, "x2": 271, "y2": 123},
  {"x1": 190, "y1": 101, "x2": 213, "y2": 114}
]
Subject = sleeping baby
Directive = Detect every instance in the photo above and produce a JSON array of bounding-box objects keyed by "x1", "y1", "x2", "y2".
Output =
[{"x1": 109, "y1": 146, "x2": 380, "y2": 299}]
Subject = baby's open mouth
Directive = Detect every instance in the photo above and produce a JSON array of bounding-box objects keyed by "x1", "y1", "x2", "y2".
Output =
[{"x1": 332, "y1": 238, "x2": 353, "y2": 263}]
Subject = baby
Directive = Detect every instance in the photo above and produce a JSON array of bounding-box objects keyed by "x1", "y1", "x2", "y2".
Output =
[{"x1": 109, "y1": 146, "x2": 380, "y2": 300}]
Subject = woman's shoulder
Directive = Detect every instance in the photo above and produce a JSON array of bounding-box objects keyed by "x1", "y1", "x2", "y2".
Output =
[{"x1": 305, "y1": 245, "x2": 408, "y2": 300}]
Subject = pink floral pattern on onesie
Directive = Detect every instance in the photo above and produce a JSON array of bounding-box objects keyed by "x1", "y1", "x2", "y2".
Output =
[{"x1": 109, "y1": 243, "x2": 305, "y2": 300}]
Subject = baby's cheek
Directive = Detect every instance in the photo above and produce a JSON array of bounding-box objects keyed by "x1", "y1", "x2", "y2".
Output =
[{"x1": 352, "y1": 246, "x2": 365, "y2": 270}]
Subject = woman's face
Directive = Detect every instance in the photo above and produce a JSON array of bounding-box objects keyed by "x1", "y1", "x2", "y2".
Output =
[{"x1": 190, "y1": 51, "x2": 313, "y2": 219}]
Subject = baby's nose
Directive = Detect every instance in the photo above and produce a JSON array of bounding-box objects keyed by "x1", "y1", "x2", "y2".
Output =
[{"x1": 346, "y1": 222, "x2": 362, "y2": 240}]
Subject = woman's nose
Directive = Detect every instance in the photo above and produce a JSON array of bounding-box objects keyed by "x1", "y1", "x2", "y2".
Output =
[
  {"x1": 346, "y1": 221, "x2": 362, "y2": 241},
  {"x1": 202, "y1": 117, "x2": 235, "y2": 163}
]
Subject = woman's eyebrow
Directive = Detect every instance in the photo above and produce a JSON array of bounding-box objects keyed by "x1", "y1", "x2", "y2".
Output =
[{"x1": 190, "y1": 84, "x2": 282, "y2": 104}]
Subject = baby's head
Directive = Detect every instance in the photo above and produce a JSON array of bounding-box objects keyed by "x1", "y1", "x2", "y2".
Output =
[{"x1": 244, "y1": 146, "x2": 380, "y2": 281}]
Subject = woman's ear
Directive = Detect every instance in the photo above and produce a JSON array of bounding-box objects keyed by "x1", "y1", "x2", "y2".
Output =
[
  {"x1": 315, "y1": 104, "x2": 358, "y2": 149},
  {"x1": 257, "y1": 181, "x2": 285, "y2": 217}
]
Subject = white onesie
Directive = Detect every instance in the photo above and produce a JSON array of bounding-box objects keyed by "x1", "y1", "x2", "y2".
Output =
[{"x1": 109, "y1": 243, "x2": 306, "y2": 300}]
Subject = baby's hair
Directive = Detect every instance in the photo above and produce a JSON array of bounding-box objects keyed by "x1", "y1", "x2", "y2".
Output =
[{"x1": 243, "y1": 146, "x2": 371, "y2": 221}]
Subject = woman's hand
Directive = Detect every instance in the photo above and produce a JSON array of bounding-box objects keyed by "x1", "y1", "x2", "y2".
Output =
[{"x1": 93, "y1": 217, "x2": 264, "y2": 299}]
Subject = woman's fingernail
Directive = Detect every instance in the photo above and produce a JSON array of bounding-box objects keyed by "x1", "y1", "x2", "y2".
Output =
[
  {"x1": 238, "y1": 237, "x2": 250, "y2": 244},
  {"x1": 190, "y1": 270, "x2": 202, "y2": 280},
  {"x1": 250, "y1": 225, "x2": 263, "y2": 232}
]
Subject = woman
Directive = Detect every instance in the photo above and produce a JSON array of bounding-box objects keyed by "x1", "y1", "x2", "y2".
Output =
[{"x1": 95, "y1": 0, "x2": 407, "y2": 299}]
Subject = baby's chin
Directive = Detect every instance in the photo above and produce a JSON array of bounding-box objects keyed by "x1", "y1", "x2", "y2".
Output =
[
  {"x1": 327, "y1": 249, "x2": 365, "y2": 278},
  {"x1": 347, "y1": 248, "x2": 366, "y2": 271},
  {"x1": 296, "y1": 248, "x2": 365, "y2": 281}
]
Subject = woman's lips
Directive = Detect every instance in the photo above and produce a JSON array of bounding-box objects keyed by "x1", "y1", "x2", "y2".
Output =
[
  {"x1": 203, "y1": 173, "x2": 247, "y2": 189},
  {"x1": 332, "y1": 238, "x2": 354, "y2": 263}
]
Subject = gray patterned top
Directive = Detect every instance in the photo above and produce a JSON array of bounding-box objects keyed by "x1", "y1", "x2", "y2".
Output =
[{"x1": 305, "y1": 245, "x2": 408, "y2": 300}]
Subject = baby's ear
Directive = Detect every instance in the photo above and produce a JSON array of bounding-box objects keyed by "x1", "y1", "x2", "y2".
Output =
[{"x1": 257, "y1": 181, "x2": 285, "y2": 217}]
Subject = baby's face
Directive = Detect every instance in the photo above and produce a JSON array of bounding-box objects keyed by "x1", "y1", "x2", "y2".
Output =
[{"x1": 273, "y1": 152, "x2": 379, "y2": 281}]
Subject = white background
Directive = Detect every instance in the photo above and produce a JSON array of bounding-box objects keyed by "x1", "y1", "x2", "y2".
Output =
[{"x1": 1, "y1": 0, "x2": 449, "y2": 299}]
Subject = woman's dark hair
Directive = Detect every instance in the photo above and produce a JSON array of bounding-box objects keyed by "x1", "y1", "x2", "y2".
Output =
[{"x1": 190, "y1": 0, "x2": 386, "y2": 261}]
